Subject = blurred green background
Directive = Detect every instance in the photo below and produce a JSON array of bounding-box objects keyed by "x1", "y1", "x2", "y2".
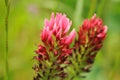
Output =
[{"x1": 0, "y1": 0, "x2": 120, "y2": 80}]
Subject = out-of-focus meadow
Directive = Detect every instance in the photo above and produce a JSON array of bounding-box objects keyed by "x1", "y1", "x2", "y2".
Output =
[{"x1": 0, "y1": 0, "x2": 120, "y2": 80}]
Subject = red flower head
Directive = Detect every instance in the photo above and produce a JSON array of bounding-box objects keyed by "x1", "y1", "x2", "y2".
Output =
[
  {"x1": 74, "y1": 14, "x2": 108, "y2": 69},
  {"x1": 78, "y1": 14, "x2": 108, "y2": 50}
]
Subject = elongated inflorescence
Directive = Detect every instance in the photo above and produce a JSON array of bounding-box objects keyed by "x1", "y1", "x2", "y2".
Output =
[
  {"x1": 71, "y1": 14, "x2": 108, "y2": 77},
  {"x1": 33, "y1": 13, "x2": 108, "y2": 80},
  {"x1": 33, "y1": 13, "x2": 76, "y2": 80}
]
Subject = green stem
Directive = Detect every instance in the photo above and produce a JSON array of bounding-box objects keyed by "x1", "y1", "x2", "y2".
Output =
[{"x1": 5, "y1": 0, "x2": 10, "y2": 80}]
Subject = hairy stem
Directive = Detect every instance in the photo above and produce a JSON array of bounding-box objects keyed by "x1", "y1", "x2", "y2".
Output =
[{"x1": 5, "y1": 0, "x2": 10, "y2": 80}]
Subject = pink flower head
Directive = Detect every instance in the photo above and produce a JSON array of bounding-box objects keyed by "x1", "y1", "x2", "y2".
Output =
[
  {"x1": 40, "y1": 13, "x2": 76, "y2": 47},
  {"x1": 36, "y1": 13, "x2": 76, "y2": 61},
  {"x1": 41, "y1": 13, "x2": 74, "y2": 44}
]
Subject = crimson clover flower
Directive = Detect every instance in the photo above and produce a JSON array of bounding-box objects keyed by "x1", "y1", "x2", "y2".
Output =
[
  {"x1": 67, "y1": 14, "x2": 108, "y2": 79},
  {"x1": 77, "y1": 14, "x2": 108, "y2": 57},
  {"x1": 33, "y1": 13, "x2": 108, "y2": 80},
  {"x1": 33, "y1": 13, "x2": 76, "y2": 80},
  {"x1": 78, "y1": 14, "x2": 107, "y2": 47}
]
